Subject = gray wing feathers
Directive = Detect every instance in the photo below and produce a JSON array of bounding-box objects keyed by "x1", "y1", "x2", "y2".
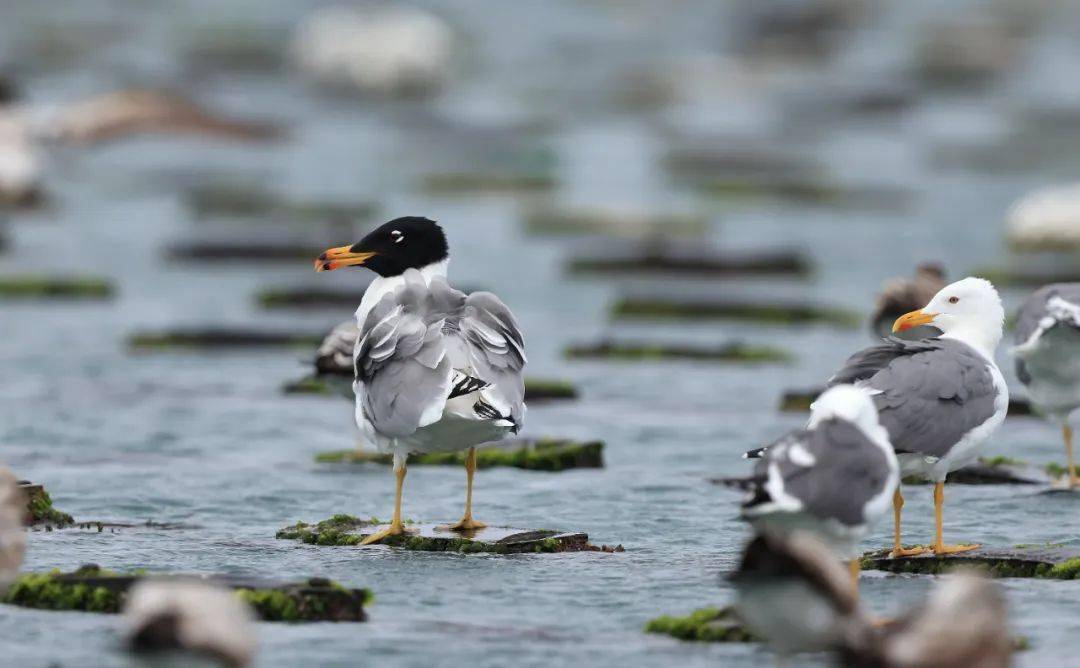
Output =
[
  {"x1": 354, "y1": 271, "x2": 456, "y2": 438},
  {"x1": 868, "y1": 340, "x2": 997, "y2": 458},
  {"x1": 759, "y1": 421, "x2": 892, "y2": 526},
  {"x1": 459, "y1": 291, "x2": 527, "y2": 424},
  {"x1": 828, "y1": 337, "x2": 939, "y2": 387},
  {"x1": 1013, "y1": 284, "x2": 1080, "y2": 385},
  {"x1": 315, "y1": 320, "x2": 359, "y2": 375}
]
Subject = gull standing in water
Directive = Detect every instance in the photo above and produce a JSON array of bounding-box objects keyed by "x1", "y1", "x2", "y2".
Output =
[
  {"x1": 315, "y1": 217, "x2": 526, "y2": 544},
  {"x1": 726, "y1": 385, "x2": 899, "y2": 592},
  {"x1": 1013, "y1": 283, "x2": 1080, "y2": 488},
  {"x1": 828, "y1": 277, "x2": 1008, "y2": 557}
]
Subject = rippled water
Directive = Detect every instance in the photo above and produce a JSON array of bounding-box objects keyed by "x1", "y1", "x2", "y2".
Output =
[{"x1": 4, "y1": 1, "x2": 1080, "y2": 666}]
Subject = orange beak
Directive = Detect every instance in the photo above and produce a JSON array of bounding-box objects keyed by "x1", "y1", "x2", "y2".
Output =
[
  {"x1": 314, "y1": 245, "x2": 377, "y2": 272},
  {"x1": 892, "y1": 309, "x2": 937, "y2": 332}
]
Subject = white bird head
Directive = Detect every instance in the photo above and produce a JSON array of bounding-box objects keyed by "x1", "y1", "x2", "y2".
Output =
[
  {"x1": 893, "y1": 277, "x2": 1004, "y2": 357},
  {"x1": 808, "y1": 384, "x2": 881, "y2": 435}
]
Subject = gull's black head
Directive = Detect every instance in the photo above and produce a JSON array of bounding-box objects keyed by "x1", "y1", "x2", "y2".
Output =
[{"x1": 315, "y1": 216, "x2": 448, "y2": 277}]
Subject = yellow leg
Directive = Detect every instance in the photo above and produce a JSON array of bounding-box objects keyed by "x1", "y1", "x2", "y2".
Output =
[
  {"x1": 360, "y1": 459, "x2": 411, "y2": 545},
  {"x1": 449, "y1": 447, "x2": 487, "y2": 532},
  {"x1": 889, "y1": 487, "x2": 929, "y2": 558},
  {"x1": 931, "y1": 482, "x2": 979, "y2": 555},
  {"x1": 1065, "y1": 424, "x2": 1079, "y2": 489},
  {"x1": 848, "y1": 559, "x2": 860, "y2": 600}
]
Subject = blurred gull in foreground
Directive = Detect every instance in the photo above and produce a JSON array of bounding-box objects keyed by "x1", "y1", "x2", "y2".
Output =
[
  {"x1": 731, "y1": 531, "x2": 1013, "y2": 667},
  {"x1": 827, "y1": 278, "x2": 1007, "y2": 557},
  {"x1": 0, "y1": 467, "x2": 26, "y2": 593},
  {"x1": 0, "y1": 89, "x2": 278, "y2": 207},
  {"x1": 870, "y1": 263, "x2": 946, "y2": 339},
  {"x1": 727, "y1": 385, "x2": 898, "y2": 592},
  {"x1": 1013, "y1": 283, "x2": 1080, "y2": 487},
  {"x1": 124, "y1": 580, "x2": 257, "y2": 668},
  {"x1": 315, "y1": 217, "x2": 526, "y2": 543}
]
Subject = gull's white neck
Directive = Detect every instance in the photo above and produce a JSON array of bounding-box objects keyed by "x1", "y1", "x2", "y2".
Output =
[
  {"x1": 941, "y1": 325, "x2": 1002, "y2": 364},
  {"x1": 354, "y1": 259, "x2": 449, "y2": 325}
]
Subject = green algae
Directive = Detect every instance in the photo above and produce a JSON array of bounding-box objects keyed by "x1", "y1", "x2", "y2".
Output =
[
  {"x1": 0, "y1": 276, "x2": 114, "y2": 300},
  {"x1": 23, "y1": 486, "x2": 75, "y2": 528},
  {"x1": 611, "y1": 298, "x2": 860, "y2": 327},
  {"x1": 861, "y1": 548, "x2": 1080, "y2": 579},
  {"x1": 3, "y1": 566, "x2": 370, "y2": 622},
  {"x1": 566, "y1": 340, "x2": 791, "y2": 364},
  {"x1": 314, "y1": 439, "x2": 604, "y2": 471},
  {"x1": 644, "y1": 607, "x2": 756, "y2": 643},
  {"x1": 283, "y1": 375, "x2": 579, "y2": 402},
  {"x1": 128, "y1": 330, "x2": 324, "y2": 351}
]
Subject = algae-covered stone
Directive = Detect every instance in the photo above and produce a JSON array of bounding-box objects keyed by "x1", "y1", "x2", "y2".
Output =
[
  {"x1": 19, "y1": 482, "x2": 74, "y2": 528},
  {"x1": 524, "y1": 207, "x2": 709, "y2": 238},
  {"x1": 166, "y1": 240, "x2": 325, "y2": 262},
  {"x1": 644, "y1": 607, "x2": 756, "y2": 643},
  {"x1": 3, "y1": 565, "x2": 371, "y2": 622},
  {"x1": 566, "y1": 339, "x2": 791, "y2": 364},
  {"x1": 612, "y1": 297, "x2": 859, "y2": 327},
  {"x1": 315, "y1": 438, "x2": 603, "y2": 471},
  {"x1": 128, "y1": 329, "x2": 325, "y2": 351},
  {"x1": 284, "y1": 375, "x2": 579, "y2": 403},
  {"x1": 567, "y1": 249, "x2": 811, "y2": 277},
  {"x1": 420, "y1": 172, "x2": 556, "y2": 195},
  {"x1": 860, "y1": 545, "x2": 1080, "y2": 579},
  {"x1": 185, "y1": 183, "x2": 376, "y2": 222},
  {"x1": 276, "y1": 515, "x2": 608, "y2": 554},
  {"x1": 0, "y1": 276, "x2": 114, "y2": 300}
]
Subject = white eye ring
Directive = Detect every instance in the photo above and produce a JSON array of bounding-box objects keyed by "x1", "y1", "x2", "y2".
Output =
[{"x1": 391, "y1": 230, "x2": 404, "y2": 243}]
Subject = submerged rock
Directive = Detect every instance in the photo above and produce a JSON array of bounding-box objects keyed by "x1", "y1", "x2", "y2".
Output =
[
  {"x1": 316, "y1": 438, "x2": 603, "y2": 471},
  {"x1": 644, "y1": 607, "x2": 756, "y2": 643},
  {"x1": 285, "y1": 374, "x2": 578, "y2": 403},
  {"x1": 524, "y1": 206, "x2": 709, "y2": 239},
  {"x1": 0, "y1": 275, "x2": 114, "y2": 300},
  {"x1": 567, "y1": 247, "x2": 810, "y2": 277},
  {"x1": 4, "y1": 565, "x2": 371, "y2": 622},
  {"x1": 276, "y1": 515, "x2": 615, "y2": 553},
  {"x1": 184, "y1": 183, "x2": 376, "y2": 222},
  {"x1": 420, "y1": 171, "x2": 556, "y2": 195},
  {"x1": 612, "y1": 298, "x2": 859, "y2": 327},
  {"x1": 567, "y1": 339, "x2": 791, "y2": 364},
  {"x1": 165, "y1": 240, "x2": 325, "y2": 262},
  {"x1": 861, "y1": 545, "x2": 1080, "y2": 579},
  {"x1": 128, "y1": 329, "x2": 324, "y2": 351}
]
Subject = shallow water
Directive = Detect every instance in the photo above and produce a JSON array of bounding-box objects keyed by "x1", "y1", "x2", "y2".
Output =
[{"x1": 4, "y1": 1, "x2": 1080, "y2": 666}]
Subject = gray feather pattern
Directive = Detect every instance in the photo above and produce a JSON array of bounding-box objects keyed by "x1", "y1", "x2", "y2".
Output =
[
  {"x1": 829, "y1": 338, "x2": 997, "y2": 458},
  {"x1": 354, "y1": 271, "x2": 526, "y2": 439},
  {"x1": 748, "y1": 419, "x2": 892, "y2": 527},
  {"x1": 1013, "y1": 283, "x2": 1080, "y2": 385}
]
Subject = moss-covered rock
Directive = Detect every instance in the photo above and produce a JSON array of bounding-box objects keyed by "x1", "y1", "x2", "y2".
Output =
[
  {"x1": 420, "y1": 172, "x2": 556, "y2": 194},
  {"x1": 315, "y1": 438, "x2": 604, "y2": 471},
  {"x1": 0, "y1": 276, "x2": 114, "y2": 300},
  {"x1": 567, "y1": 249, "x2": 811, "y2": 277},
  {"x1": 185, "y1": 183, "x2": 376, "y2": 222},
  {"x1": 166, "y1": 241, "x2": 325, "y2": 263},
  {"x1": 277, "y1": 516, "x2": 612, "y2": 554},
  {"x1": 284, "y1": 375, "x2": 579, "y2": 403},
  {"x1": 19, "y1": 482, "x2": 74, "y2": 528},
  {"x1": 968, "y1": 266, "x2": 1080, "y2": 288},
  {"x1": 257, "y1": 287, "x2": 368, "y2": 310},
  {"x1": 2, "y1": 565, "x2": 371, "y2": 622},
  {"x1": 524, "y1": 208, "x2": 709, "y2": 238},
  {"x1": 128, "y1": 329, "x2": 325, "y2": 351},
  {"x1": 566, "y1": 339, "x2": 791, "y2": 363},
  {"x1": 645, "y1": 607, "x2": 757, "y2": 643},
  {"x1": 861, "y1": 545, "x2": 1080, "y2": 579},
  {"x1": 612, "y1": 298, "x2": 860, "y2": 327}
]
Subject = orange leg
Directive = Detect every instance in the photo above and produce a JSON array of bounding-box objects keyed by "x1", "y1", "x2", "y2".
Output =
[
  {"x1": 931, "y1": 482, "x2": 979, "y2": 555},
  {"x1": 1064, "y1": 424, "x2": 1079, "y2": 489},
  {"x1": 449, "y1": 447, "x2": 487, "y2": 532},
  {"x1": 889, "y1": 487, "x2": 929, "y2": 558},
  {"x1": 360, "y1": 458, "x2": 411, "y2": 545}
]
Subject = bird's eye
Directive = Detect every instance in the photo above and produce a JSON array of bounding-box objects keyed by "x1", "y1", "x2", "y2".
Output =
[
  {"x1": 948, "y1": 296, "x2": 959, "y2": 304},
  {"x1": 390, "y1": 230, "x2": 404, "y2": 243}
]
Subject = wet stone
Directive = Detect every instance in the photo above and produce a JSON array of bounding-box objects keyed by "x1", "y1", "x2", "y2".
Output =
[
  {"x1": 285, "y1": 375, "x2": 579, "y2": 403},
  {"x1": 0, "y1": 276, "x2": 114, "y2": 300},
  {"x1": 612, "y1": 298, "x2": 859, "y2": 327},
  {"x1": 2, "y1": 565, "x2": 370, "y2": 622},
  {"x1": 276, "y1": 515, "x2": 615, "y2": 554},
  {"x1": 566, "y1": 339, "x2": 791, "y2": 364},
  {"x1": 128, "y1": 329, "x2": 325, "y2": 351},
  {"x1": 567, "y1": 247, "x2": 811, "y2": 278},
  {"x1": 861, "y1": 545, "x2": 1080, "y2": 579},
  {"x1": 315, "y1": 438, "x2": 604, "y2": 471},
  {"x1": 19, "y1": 481, "x2": 74, "y2": 528}
]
